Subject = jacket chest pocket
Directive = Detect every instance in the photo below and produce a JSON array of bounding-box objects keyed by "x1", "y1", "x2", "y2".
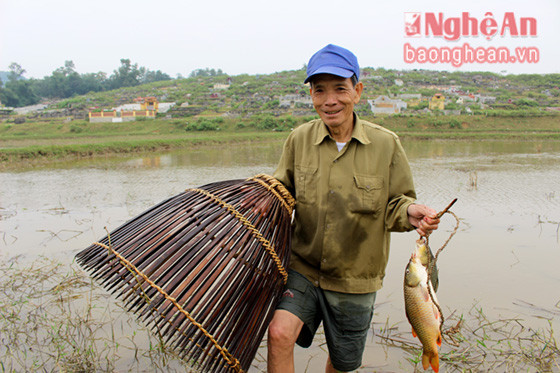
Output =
[
  {"x1": 295, "y1": 165, "x2": 318, "y2": 204},
  {"x1": 351, "y1": 174, "x2": 384, "y2": 214}
]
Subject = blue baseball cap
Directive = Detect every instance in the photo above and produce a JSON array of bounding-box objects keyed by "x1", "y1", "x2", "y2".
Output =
[{"x1": 304, "y1": 44, "x2": 360, "y2": 84}]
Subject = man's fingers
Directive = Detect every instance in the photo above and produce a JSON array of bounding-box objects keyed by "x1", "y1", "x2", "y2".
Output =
[{"x1": 418, "y1": 218, "x2": 439, "y2": 236}]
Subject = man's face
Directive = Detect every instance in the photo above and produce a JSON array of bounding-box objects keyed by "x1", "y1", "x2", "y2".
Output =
[{"x1": 310, "y1": 74, "x2": 363, "y2": 132}]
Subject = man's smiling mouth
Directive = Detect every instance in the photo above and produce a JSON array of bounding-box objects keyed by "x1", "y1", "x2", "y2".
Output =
[{"x1": 324, "y1": 109, "x2": 342, "y2": 115}]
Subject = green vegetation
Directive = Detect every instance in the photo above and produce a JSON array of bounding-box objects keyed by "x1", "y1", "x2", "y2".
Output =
[
  {"x1": 0, "y1": 257, "x2": 190, "y2": 372},
  {"x1": 378, "y1": 304, "x2": 559, "y2": 371},
  {"x1": 0, "y1": 59, "x2": 173, "y2": 107},
  {"x1": 368, "y1": 113, "x2": 560, "y2": 139},
  {"x1": 0, "y1": 63, "x2": 39, "y2": 107},
  {"x1": 2, "y1": 62, "x2": 560, "y2": 168}
]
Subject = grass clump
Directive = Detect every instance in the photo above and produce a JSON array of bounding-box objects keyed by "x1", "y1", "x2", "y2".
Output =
[
  {"x1": 376, "y1": 303, "x2": 560, "y2": 371},
  {"x1": 0, "y1": 257, "x2": 194, "y2": 372}
]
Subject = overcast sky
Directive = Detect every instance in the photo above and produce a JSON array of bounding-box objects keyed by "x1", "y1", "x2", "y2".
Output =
[{"x1": 1, "y1": 0, "x2": 559, "y2": 79}]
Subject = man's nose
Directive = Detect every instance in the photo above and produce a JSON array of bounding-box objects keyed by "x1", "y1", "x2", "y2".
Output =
[{"x1": 324, "y1": 90, "x2": 337, "y2": 105}]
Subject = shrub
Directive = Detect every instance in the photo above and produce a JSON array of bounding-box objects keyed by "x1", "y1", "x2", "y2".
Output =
[
  {"x1": 183, "y1": 117, "x2": 222, "y2": 131},
  {"x1": 449, "y1": 119, "x2": 462, "y2": 129},
  {"x1": 250, "y1": 114, "x2": 277, "y2": 130},
  {"x1": 70, "y1": 125, "x2": 83, "y2": 133}
]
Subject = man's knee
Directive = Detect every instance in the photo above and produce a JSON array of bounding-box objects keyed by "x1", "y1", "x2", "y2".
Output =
[
  {"x1": 268, "y1": 322, "x2": 292, "y2": 348},
  {"x1": 267, "y1": 310, "x2": 302, "y2": 349}
]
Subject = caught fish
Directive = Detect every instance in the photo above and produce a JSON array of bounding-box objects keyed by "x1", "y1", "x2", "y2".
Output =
[
  {"x1": 415, "y1": 237, "x2": 439, "y2": 292},
  {"x1": 404, "y1": 252, "x2": 442, "y2": 372}
]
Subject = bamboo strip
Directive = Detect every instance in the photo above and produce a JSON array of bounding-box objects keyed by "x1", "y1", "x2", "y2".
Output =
[{"x1": 76, "y1": 175, "x2": 293, "y2": 373}]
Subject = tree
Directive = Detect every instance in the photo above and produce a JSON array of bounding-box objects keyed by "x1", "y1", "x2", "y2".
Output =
[
  {"x1": 189, "y1": 68, "x2": 225, "y2": 78},
  {"x1": 81, "y1": 72, "x2": 106, "y2": 93},
  {"x1": 109, "y1": 59, "x2": 146, "y2": 89},
  {"x1": 8, "y1": 62, "x2": 25, "y2": 82},
  {"x1": 6, "y1": 80, "x2": 39, "y2": 106},
  {"x1": 0, "y1": 62, "x2": 40, "y2": 107},
  {"x1": 33, "y1": 61, "x2": 109, "y2": 99},
  {"x1": 33, "y1": 60, "x2": 83, "y2": 98},
  {"x1": 142, "y1": 69, "x2": 172, "y2": 84}
]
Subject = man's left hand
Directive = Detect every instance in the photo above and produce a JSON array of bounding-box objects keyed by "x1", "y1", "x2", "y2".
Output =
[{"x1": 407, "y1": 204, "x2": 440, "y2": 236}]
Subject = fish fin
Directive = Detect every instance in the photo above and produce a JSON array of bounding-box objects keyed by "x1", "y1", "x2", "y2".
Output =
[
  {"x1": 411, "y1": 327, "x2": 417, "y2": 338},
  {"x1": 437, "y1": 332, "x2": 442, "y2": 346},
  {"x1": 422, "y1": 351, "x2": 440, "y2": 372},
  {"x1": 430, "y1": 352, "x2": 440, "y2": 372},
  {"x1": 421, "y1": 352, "x2": 430, "y2": 370}
]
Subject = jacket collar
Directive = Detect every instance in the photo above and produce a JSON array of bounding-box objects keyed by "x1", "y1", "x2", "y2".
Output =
[{"x1": 313, "y1": 113, "x2": 371, "y2": 145}]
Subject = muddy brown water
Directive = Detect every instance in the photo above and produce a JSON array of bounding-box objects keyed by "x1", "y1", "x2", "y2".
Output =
[{"x1": 1, "y1": 139, "x2": 559, "y2": 371}]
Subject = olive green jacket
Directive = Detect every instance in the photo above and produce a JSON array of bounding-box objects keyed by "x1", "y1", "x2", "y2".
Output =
[{"x1": 273, "y1": 115, "x2": 416, "y2": 293}]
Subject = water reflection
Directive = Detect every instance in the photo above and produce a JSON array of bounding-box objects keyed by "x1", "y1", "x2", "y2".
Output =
[
  {"x1": 402, "y1": 138, "x2": 560, "y2": 160},
  {"x1": 121, "y1": 138, "x2": 560, "y2": 170},
  {"x1": 132, "y1": 141, "x2": 285, "y2": 169}
]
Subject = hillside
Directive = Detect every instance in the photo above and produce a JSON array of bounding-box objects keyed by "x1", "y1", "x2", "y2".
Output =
[{"x1": 3, "y1": 68, "x2": 560, "y2": 122}]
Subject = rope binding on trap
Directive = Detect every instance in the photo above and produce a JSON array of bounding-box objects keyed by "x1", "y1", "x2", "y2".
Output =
[
  {"x1": 248, "y1": 174, "x2": 295, "y2": 215},
  {"x1": 187, "y1": 185, "x2": 289, "y2": 284},
  {"x1": 92, "y1": 241, "x2": 244, "y2": 372}
]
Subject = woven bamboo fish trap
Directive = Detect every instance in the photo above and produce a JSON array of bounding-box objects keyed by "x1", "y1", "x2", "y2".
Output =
[{"x1": 76, "y1": 174, "x2": 294, "y2": 372}]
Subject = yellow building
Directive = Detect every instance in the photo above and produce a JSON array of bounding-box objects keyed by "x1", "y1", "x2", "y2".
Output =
[
  {"x1": 89, "y1": 96, "x2": 159, "y2": 122},
  {"x1": 134, "y1": 96, "x2": 159, "y2": 111},
  {"x1": 429, "y1": 93, "x2": 445, "y2": 110}
]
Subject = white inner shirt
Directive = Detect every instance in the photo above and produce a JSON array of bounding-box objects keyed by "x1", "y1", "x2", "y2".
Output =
[{"x1": 336, "y1": 142, "x2": 346, "y2": 152}]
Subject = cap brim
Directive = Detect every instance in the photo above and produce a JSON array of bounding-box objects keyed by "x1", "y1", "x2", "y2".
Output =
[{"x1": 304, "y1": 66, "x2": 354, "y2": 84}]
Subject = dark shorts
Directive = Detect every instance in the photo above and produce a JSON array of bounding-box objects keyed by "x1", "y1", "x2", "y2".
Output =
[{"x1": 276, "y1": 270, "x2": 376, "y2": 372}]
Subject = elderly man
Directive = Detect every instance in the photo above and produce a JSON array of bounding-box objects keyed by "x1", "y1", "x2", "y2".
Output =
[{"x1": 267, "y1": 44, "x2": 440, "y2": 372}]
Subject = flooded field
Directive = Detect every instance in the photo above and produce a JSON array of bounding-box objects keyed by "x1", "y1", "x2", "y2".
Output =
[{"x1": 1, "y1": 139, "x2": 559, "y2": 372}]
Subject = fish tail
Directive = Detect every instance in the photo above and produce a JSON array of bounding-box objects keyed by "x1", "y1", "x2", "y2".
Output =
[{"x1": 421, "y1": 350, "x2": 439, "y2": 372}]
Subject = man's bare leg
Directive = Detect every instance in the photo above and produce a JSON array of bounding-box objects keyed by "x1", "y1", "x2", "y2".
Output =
[
  {"x1": 326, "y1": 356, "x2": 346, "y2": 373},
  {"x1": 267, "y1": 310, "x2": 304, "y2": 373}
]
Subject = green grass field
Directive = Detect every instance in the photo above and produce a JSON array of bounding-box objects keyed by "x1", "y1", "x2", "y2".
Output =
[{"x1": 1, "y1": 114, "x2": 559, "y2": 168}]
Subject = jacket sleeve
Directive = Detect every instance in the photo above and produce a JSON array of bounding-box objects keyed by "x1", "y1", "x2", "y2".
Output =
[
  {"x1": 385, "y1": 136, "x2": 416, "y2": 232},
  {"x1": 273, "y1": 133, "x2": 296, "y2": 197}
]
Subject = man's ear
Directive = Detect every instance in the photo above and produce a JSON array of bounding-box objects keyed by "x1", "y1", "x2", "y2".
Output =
[{"x1": 354, "y1": 82, "x2": 364, "y2": 103}]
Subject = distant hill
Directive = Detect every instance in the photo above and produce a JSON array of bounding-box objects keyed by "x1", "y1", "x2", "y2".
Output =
[
  {"x1": 0, "y1": 72, "x2": 10, "y2": 84},
  {"x1": 3, "y1": 67, "x2": 560, "y2": 115},
  {"x1": 51, "y1": 68, "x2": 559, "y2": 116}
]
